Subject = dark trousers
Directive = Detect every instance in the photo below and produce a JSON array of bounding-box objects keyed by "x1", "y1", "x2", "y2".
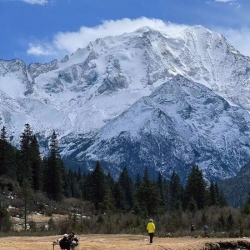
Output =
[{"x1": 149, "y1": 233, "x2": 154, "y2": 243}]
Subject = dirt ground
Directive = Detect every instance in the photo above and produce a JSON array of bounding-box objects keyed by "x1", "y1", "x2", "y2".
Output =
[{"x1": 1, "y1": 234, "x2": 249, "y2": 250}]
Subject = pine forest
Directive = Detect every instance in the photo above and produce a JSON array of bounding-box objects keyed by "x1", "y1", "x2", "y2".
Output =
[{"x1": 1, "y1": 124, "x2": 250, "y2": 237}]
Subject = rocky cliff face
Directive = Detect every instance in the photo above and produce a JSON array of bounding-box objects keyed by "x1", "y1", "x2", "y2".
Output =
[{"x1": 1, "y1": 25, "x2": 250, "y2": 180}]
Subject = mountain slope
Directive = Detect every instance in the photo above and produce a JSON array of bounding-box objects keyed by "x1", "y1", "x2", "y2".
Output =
[
  {"x1": 219, "y1": 162, "x2": 250, "y2": 207},
  {"x1": 62, "y1": 75, "x2": 250, "y2": 181}
]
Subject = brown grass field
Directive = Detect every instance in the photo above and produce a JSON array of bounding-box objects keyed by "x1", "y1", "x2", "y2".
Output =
[{"x1": 1, "y1": 234, "x2": 249, "y2": 250}]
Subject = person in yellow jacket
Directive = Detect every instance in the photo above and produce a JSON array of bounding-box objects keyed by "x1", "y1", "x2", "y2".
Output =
[{"x1": 146, "y1": 219, "x2": 156, "y2": 244}]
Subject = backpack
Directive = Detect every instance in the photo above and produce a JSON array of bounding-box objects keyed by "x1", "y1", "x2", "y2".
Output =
[{"x1": 59, "y1": 237, "x2": 71, "y2": 249}]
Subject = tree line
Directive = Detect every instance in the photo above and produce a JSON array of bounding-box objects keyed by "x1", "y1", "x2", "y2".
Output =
[{"x1": 0, "y1": 124, "x2": 228, "y2": 217}]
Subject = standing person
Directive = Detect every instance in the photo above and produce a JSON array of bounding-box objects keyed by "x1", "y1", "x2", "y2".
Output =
[
  {"x1": 203, "y1": 225, "x2": 209, "y2": 237},
  {"x1": 191, "y1": 223, "x2": 195, "y2": 237},
  {"x1": 68, "y1": 231, "x2": 79, "y2": 250},
  {"x1": 147, "y1": 219, "x2": 156, "y2": 244}
]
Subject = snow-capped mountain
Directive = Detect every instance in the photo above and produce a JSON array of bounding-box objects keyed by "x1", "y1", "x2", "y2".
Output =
[
  {"x1": 1, "y1": 24, "x2": 250, "y2": 180},
  {"x1": 62, "y1": 75, "x2": 250, "y2": 181}
]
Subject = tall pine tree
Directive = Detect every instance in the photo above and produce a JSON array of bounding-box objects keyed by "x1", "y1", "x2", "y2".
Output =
[
  {"x1": 30, "y1": 135, "x2": 43, "y2": 191},
  {"x1": 183, "y1": 165, "x2": 207, "y2": 210},
  {"x1": 0, "y1": 126, "x2": 16, "y2": 178},
  {"x1": 88, "y1": 161, "x2": 109, "y2": 211},
  {"x1": 208, "y1": 181, "x2": 218, "y2": 206},
  {"x1": 44, "y1": 131, "x2": 64, "y2": 201},
  {"x1": 17, "y1": 124, "x2": 33, "y2": 185},
  {"x1": 0, "y1": 126, "x2": 7, "y2": 164},
  {"x1": 156, "y1": 173, "x2": 167, "y2": 212},
  {"x1": 136, "y1": 168, "x2": 161, "y2": 216},
  {"x1": 169, "y1": 172, "x2": 183, "y2": 211},
  {"x1": 117, "y1": 167, "x2": 134, "y2": 210}
]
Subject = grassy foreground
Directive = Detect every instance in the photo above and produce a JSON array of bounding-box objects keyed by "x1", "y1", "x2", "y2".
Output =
[{"x1": 1, "y1": 234, "x2": 250, "y2": 250}]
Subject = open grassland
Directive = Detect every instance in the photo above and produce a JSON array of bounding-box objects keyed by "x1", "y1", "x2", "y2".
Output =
[{"x1": 1, "y1": 234, "x2": 250, "y2": 250}]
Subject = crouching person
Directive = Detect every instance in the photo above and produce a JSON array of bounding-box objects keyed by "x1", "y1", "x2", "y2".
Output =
[
  {"x1": 68, "y1": 232, "x2": 79, "y2": 250},
  {"x1": 59, "y1": 234, "x2": 71, "y2": 250}
]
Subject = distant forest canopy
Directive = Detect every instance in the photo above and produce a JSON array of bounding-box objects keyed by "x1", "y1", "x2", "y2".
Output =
[{"x1": 0, "y1": 123, "x2": 228, "y2": 215}]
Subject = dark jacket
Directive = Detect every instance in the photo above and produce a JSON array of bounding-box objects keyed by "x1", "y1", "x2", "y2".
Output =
[{"x1": 59, "y1": 237, "x2": 71, "y2": 250}]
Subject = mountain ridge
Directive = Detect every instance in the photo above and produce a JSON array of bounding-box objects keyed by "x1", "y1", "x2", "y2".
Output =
[{"x1": 1, "y1": 24, "x2": 250, "y2": 181}]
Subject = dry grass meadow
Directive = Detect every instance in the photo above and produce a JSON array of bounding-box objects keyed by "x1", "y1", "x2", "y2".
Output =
[{"x1": 1, "y1": 234, "x2": 249, "y2": 250}]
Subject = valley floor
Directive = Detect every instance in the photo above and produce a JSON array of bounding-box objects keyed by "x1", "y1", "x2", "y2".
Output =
[{"x1": 1, "y1": 234, "x2": 250, "y2": 250}]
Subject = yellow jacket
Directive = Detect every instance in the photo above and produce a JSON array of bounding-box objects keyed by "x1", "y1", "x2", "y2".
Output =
[{"x1": 147, "y1": 222, "x2": 156, "y2": 233}]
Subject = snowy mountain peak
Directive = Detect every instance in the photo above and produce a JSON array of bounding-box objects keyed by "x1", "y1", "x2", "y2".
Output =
[{"x1": 1, "y1": 25, "x2": 250, "y2": 180}]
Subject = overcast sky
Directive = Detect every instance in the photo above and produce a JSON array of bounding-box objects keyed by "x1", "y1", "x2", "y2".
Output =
[{"x1": 1, "y1": 0, "x2": 250, "y2": 64}]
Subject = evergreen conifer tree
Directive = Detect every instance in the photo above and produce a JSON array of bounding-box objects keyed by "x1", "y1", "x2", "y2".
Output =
[
  {"x1": 30, "y1": 135, "x2": 43, "y2": 191},
  {"x1": 89, "y1": 161, "x2": 109, "y2": 211},
  {"x1": 76, "y1": 167, "x2": 82, "y2": 182},
  {"x1": 0, "y1": 126, "x2": 7, "y2": 175},
  {"x1": 17, "y1": 124, "x2": 33, "y2": 185},
  {"x1": 106, "y1": 172, "x2": 115, "y2": 192},
  {"x1": 219, "y1": 192, "x2": 228, "y2": 207},
  {"x1": 44, "y1": 131, "x2": 64, "y2": 201},
  {"x1": 169, "y1": 172, "x2": 183, "y2": 211},
  {"x1": 187, "y1": 196, "x2": 198, "y2": 213},
  {"x1": 208, "y1": 181, "x2": 218, "y2": 206},
  {"x1": 64, "y1": 168, "x2": 80, "y2": 198},
  {"x1": 64, "y1": 169, "x2": 74, "y2": 197},
  {"x1": 136, "y1": 167, "x2": 161, "y2": 216},
  {"x1": 0, "y1": 126, "x2": 7, "y2": 141},
  {"x1": 135, "y1": 173, "x2": 142, "y2": 190},
  {"x1": 0, "y1": 126, "x2": 16, "y2": 178},
  {"x1": 156, "y1": 173, "x2": 167, "y2": 211},
  {"x1": 81, "y1": 172, "x2": 91, "y2": 200},
  {"x1": 184, "y1": 165, "x2": 207, "y2": 210},
  {"x1": 242, "y1": 192, "x2": 250, "y2": 214},
  {"x1": 19, "y1": 178, "x2": 33, "y2": 231},
  {"x1": 118, "y1": 167, "x2": 134, "y2": 210},
  {"x1": 113, "y1": 182, "x2": 126, "y2": 211}
]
